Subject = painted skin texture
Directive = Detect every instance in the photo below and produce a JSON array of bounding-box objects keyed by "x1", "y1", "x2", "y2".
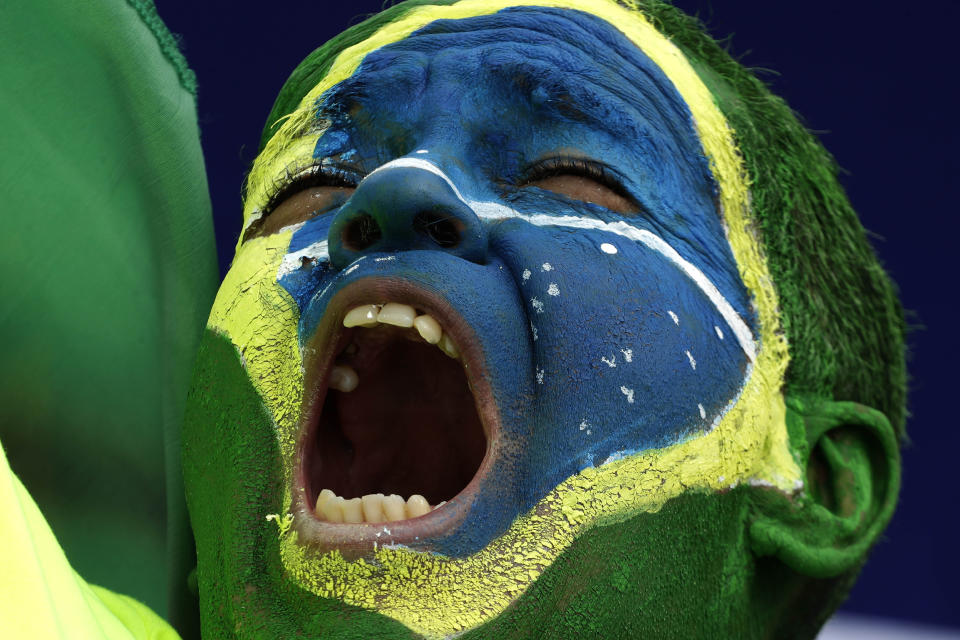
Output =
[{"x1": 183, "y1": 1, "x2": 900, "y2": 638}]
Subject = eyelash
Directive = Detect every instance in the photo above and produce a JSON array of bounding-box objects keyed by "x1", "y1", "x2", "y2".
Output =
[
  {"x1": 260, "y1": 156, "x2": 632, "y2": 220},
  {"x1": 521, "y1": 157, "x2": 634, "y2": 201},
  {"x1": 262, "y1": 162, "x2": 362, "y2": 217}
]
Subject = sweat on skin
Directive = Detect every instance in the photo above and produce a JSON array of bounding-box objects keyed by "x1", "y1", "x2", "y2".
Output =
[{"x1": 184, "y1": 1, "x2": 898, "y2": 639}]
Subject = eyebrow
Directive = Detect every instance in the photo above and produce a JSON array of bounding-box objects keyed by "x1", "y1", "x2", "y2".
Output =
[{"x1": 492, "y1": 56, "x2": 689, "y2": 165}]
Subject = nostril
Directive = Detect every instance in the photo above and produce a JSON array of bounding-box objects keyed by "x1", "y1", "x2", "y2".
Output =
[
  {"x1": 342, "y1": 213, "x2": 382, "y2": 251},
  {"x1": 414, "y1": 211, "x2": 462, "y2": 249}
]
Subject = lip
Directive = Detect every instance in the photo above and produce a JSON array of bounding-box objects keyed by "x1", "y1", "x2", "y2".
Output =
[{"x1": 291, "y1": 276, "x2": 502, "y2": 555}]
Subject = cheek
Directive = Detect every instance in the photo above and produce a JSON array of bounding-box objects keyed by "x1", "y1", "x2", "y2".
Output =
[
  {"x1": 494, "y1": 225, "x2": 750, "y2": 501},
  {"x1": 207, "y1": 232, "x2": 304, "y2": 459},
  {"x1": 277, "y1": 216, "x2": 336, "y2": 311}
]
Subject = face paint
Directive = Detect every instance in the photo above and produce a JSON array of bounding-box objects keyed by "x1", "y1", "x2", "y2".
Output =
[{"x1": 186, "y1": 1, "x2": 800, "y2": 637}]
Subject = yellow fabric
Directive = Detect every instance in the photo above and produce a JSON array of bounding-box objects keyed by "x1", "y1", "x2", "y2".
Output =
[{"x1": 0, "y1": 442, "x2": 180, "y2": 640}]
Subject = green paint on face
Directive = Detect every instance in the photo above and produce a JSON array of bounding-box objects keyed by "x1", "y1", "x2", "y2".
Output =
[
  {"x1": 462, "y1": 489, "x2": 760, "y2": 639},
  {"x1": 184, "y1": 330, "x2": 421, "y2": 638},
  {"x1": 184, "y1": 329, "x2": 735, "y2": 638},
  {"x1": 185, "y1": 333, "x2": 896, "y2": 640},
  {"x1": 184, "y1": 336, "x2": 831, "y2": 639}
]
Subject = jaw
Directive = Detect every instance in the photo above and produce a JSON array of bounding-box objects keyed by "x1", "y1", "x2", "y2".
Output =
[
  {"x1": 185, "y1": 328, "x2": 772, "y2": 639},
  {"x1": 189, "y1": 243, "x2": 783, "y2": 638},
  {"x1": 292, "y1": 276, "x2": 504, "y2": 554}
]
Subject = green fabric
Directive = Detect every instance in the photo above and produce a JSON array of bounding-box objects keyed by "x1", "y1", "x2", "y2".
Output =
[{"x1": 0, "y1": 0, "x2": 217, "y2": 632}]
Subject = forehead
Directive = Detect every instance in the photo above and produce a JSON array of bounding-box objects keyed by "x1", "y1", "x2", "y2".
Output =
[{"x1": 320, "y1": 7, "x2": 698, "y2": 151}]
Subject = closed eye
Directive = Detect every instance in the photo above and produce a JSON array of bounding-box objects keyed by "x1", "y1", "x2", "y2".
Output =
[
  {"x1": 244, "y1": 164, "x2": 361, "y2": 242},
  {"x1": 520, "y1": 157, "x2": 641, "y2": 215}
]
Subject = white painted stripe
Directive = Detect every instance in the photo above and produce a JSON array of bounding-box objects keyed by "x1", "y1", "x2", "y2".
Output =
[
  {"x1": 466, "y1": 202, "x2": 757, "y2": 361},
  {"x1": 519, "y1": 215, "x2": 758, "y2": 362},
  {"x1": 285, "y1": 157, "x2": 758, "y2": 362},
  {"x1": 278, "y1": 239, "x2": 329, "y2": 278},
  {"x1": 474, "y1": 200, "x2": 757, "y2": 361}
]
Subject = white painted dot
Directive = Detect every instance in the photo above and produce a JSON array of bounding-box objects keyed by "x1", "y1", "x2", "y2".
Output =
[
  {"x1": 621, "y1": 348, "x2": 633, "y2": 363},
  {"x1": 620, "y1": 386, "x2": 635, "y2": 403},
  {"x1": 547, "y1": 283, "x2": 560, "y2": 296},
  {"x1": 686, "y1": 350, "x2": 697, "y2": 370},
  {"x1": 522, "y1": 269, "x2": 531, "y2": 282},
  {"x1": 600, "y1": 242, "x2": 618, "y2": 254},
  {"x1": 531, "y1": 297, "x2": 544, "y2": 313},
  {"x1": 668, "y1": 310, "x2": 679, "y2": 325},
  {"x1": 541, "y1": 262, "x2": 553, "y2": 271},
  {"x1": 579, "y1": 420, "x2": 589, "y2": 431},
  {"x1": 601, "y1": 355, "x2": 617, "y2": 368},
  {"x1": 536, "y1": 368, "x2": 545, "y2": 384},
  {"x1": 698, "y1": 403, "x2": 706, "y2": 419},
  {"x1": 715, "y1": 325, "x2": 724, "y2": 340}
]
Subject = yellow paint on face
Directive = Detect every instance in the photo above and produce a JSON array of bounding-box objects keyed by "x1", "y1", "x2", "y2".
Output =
[
  {"x1": 280, "y1": 353, "x2": 796, "y2": 638},
  {"x1": 207, "y1": 230, "x2": 303, "y2": 475},
  {"x1": 209, "y1": 1, "x2": 802, "y2": 637}
]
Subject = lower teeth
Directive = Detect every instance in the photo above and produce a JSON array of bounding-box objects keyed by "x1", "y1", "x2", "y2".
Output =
[{"x1": 315, "y1": 489, "x2": 440, "y2": 523}]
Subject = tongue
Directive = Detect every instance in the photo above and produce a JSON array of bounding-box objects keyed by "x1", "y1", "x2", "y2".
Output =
[{"x1": 327, "y1": 337, "x2": 485, "y2": 504}]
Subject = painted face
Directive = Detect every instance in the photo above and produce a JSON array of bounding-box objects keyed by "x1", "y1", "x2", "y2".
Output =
[{"x1": 185, "y1": 2, "x2": 801, "y2": 638}]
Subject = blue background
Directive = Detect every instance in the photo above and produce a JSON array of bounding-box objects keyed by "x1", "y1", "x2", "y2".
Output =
[{"x1": 155, "y1": 0, "x2": 959, "y2": 627}]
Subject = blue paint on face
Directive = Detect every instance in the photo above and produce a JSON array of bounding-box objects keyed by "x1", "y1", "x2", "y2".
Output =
[
  {"x1": 272, "y1": 8, "x2": 754, "y2": 556},
  {"x1": 313, "y1": 128, "x2": 352, "y2": 159}
]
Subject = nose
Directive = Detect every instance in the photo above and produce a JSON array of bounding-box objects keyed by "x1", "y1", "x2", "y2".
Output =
[{"x1": 327, "y1": 164, "x2": 487, "y2": 269}]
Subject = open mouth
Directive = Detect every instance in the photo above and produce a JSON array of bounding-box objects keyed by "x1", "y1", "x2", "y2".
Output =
[{"x1": 295, "y1": 279, "x2": 495, "y2": 549}]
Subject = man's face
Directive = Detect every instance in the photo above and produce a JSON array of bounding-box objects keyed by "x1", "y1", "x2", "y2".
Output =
[{"x1": 185, "y1": 4, "x2": 800, "y2": 638}]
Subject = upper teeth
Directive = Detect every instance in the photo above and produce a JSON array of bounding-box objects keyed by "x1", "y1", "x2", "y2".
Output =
[
  {"x1": 343, "y1": 305, "x2": 379, "y2": 328},
  {"x1": 376, "y1": 302, "x2": 416, "y2": 328},
  {"x1": 412, "y1": 314, "x2": 442, "y2": 344},
  {"x1": 330, "y1": 303, "x2": 460, "y2": 393}
]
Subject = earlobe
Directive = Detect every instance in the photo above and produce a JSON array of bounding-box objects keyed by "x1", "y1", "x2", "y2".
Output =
[{"x1": 749, "y1": 396, "x2": 901, "y2": 578}]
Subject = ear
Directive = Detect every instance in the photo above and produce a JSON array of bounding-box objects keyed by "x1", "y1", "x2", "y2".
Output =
[{"x1": 749, "y1": 396, "x2": 901, "y2": 578}]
